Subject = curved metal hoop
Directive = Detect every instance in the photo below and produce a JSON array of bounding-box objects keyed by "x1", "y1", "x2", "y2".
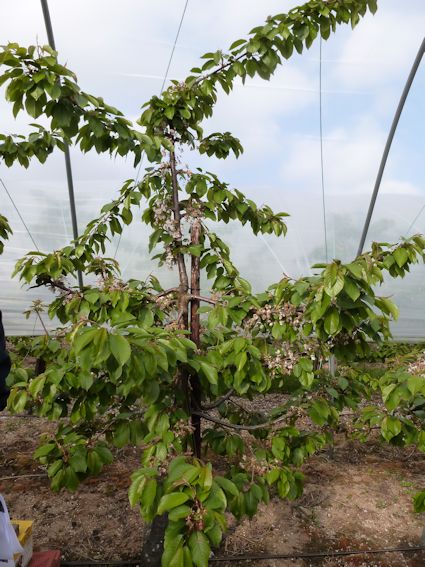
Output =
[{"x1": 357, "y1": 37, "x2": 425, "y2": 256}]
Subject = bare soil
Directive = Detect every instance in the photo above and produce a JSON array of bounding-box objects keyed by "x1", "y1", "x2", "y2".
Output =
[{"x1": 1, "y1": 414, "x2": 424, "y2": 566}]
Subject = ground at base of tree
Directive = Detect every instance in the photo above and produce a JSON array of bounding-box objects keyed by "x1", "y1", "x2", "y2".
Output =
[{"x1": 0, "y1": 413, "x2": 424, "y2": 567}]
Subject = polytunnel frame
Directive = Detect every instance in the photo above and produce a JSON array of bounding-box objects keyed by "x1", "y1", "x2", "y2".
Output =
[
  {"x1": 40, "y1": 0, "x2": 83, "y2": 288},
  {"x1": 357, "y1": 37, "x2": 425, "y2": 257}
]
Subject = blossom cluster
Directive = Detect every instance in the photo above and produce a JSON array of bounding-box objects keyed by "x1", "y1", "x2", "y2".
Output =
[
  {"x1": 185, "y1": 500, "x2": 207, "y2": 532},
  {"x1": 246, "y1": 302, "x2": 304, "y2": 332},
  {"x1": 239, "y1": 453, "x2": 269, "y2": 477},
  {"x1": 408, "y1": 352, "x2": 425, "y2": 376},
  {"x1": 263, "y1": 344, "x2": 299, "y2": 375}
]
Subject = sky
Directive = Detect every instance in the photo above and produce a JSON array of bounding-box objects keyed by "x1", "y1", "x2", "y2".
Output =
[{"x1": 0, "y1": 0, "x2": 424, "y2": 336}]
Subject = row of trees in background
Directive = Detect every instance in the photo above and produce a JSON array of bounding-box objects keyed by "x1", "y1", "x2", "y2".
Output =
[{"x1": 1, "y1": 1, "x2": 424, "y2": 565}]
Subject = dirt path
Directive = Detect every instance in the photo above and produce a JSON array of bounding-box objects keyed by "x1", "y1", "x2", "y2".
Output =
[{"x1": 1, "y1": 415, "x2": 424, "y2": 566}]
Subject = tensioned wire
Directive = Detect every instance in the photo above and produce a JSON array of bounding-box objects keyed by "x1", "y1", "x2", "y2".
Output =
[
  {"x1": 113, "y1": 0, "x2": 190, "y2": 260},
  {"x1": 0, "y1": 176, "x2": 39, "y2": 251},
  {"x1": 0, "y1": 176, "x2": 53, "y2": 333},
  {"x1": 406, "y1": 204, "x2": 425, "y2": 236}
]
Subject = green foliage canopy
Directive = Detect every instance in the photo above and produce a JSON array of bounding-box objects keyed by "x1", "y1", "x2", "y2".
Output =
[{"x1": 2, "y1": 0, "x2": 425, "y2": 564}]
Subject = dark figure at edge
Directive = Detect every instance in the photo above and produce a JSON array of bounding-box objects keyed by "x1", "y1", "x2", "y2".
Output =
[{"x1": 0, "y1": 310, "x2": 11, "y2": 410}]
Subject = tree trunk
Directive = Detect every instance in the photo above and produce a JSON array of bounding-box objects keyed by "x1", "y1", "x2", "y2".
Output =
[
  {"x1": 141, "y1": 514, "x2": 168, "y2": 566},
  {"x1": 190, "y1": 219, "x2": 202, "y2": 457},
  {"x1": 35, "y1": 357, "x2": 46, "y2": 376},
  {"x1": 140, "y1": 151, "x2": 203, "y2": 565},
  {"x1": 169, "y1": 148, "x2": 189, "y2": 329},
  {"x1": 140, "y1": 149, "x2": 189, "y2": 566}
]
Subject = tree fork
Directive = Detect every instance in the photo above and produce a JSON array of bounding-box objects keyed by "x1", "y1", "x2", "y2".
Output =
[{"x1": 190, "y1": 218, "x2": 202, "y2": 457}]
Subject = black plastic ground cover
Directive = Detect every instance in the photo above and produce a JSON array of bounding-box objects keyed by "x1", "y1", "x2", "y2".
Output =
[{"x1": 60, "y1": 544, "x2": 425, "y2": 565}]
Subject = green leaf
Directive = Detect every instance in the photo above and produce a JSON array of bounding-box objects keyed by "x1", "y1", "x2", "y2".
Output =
[
  {"x1": 167, "y1": 463, "x2": 200, "y2": 487},
  {"x1": 141, "y1": 478, "x2": 157, "y2": 513},
  {"x1": 413, "y1": 490, "x2": 425, "y2": 513},
  {"x1": 168, "y1": 505, "x2": 192, "y2": 521},
  {"x1": 113, "y1": 422, "x2": 130, "y2": 448},
  {"x1": 11, "y1": 390, "x2": 27, "y2": 412},
  {"x1": 165, "y1": 107, "x2": 175, "y2": 120},
  {"x1": 109, "y1": 333, "x2": 131, "y2": 365},
  {"x1": 69, "y1": 448, "x2": 88, "y2": 473},
  {"x1": 47, "y1": 460, "x2": 63, "y2": 478},
  {"x1": 265, "y1": 468, "x2": 280, "y2": 485},
  {"x1": 87, "y1": 449, "x2": 103, "y2": 474},
  {"x1": 79, "y1": 372, "x2": 94, "y2": 391},
  {"x1": 378, "y1": 297, "x2": 399, "y2": 320},
  {"x1": 324, "y1": 310, "x2": 340, "y2": 335},
  {"x1": 343, "y1": 278, "x2": 360, "y2": 301},
  {"x1": 324, "y1": 263, "x2": 345, "y2": 297},
  {"x1": 64, "y1": 466, "x2": 80, "y2": 491},
  {"x1": 347, "y1": 262, "x2": 363, "y2": 279},
  {"x1": 214, "y1": 476, "x2": 239, "y2": 497},
  {"x1": 393, "y1": 247, "x2": 408, "y2": 268},
  {"x1": 381, "y1": 416, "x2": 402, "y2": 442},
  {"x1": 230, "y1": 38, "x2": 246, "y2": 50},
  {"x1": 157, "y1": 492, "x2": 190, "y2": 515},
  {"x1": 199, "y1": 361, "x2": 218, "y2": 385},
  {"x1": 162, "y1": 530, "x2": 184, "y2": 567},
  {"x1": 188, "y1": 244, "x2": 203, "y2": 257},
  {"x1": 129, "y1": 474, "x2": 146, "y2": 507},
  {"x1": 308, "y1": 399, "x2": 330, "y2": 426},
  {"x1": 33, "y1": 443, "x2": 55, "y2": 459},
  {"x1": 169, "y1": 546, "x2": 184, "y2": 567},
  {"x1": 73, "y1": 327, "x2": 98, "y2": 353},
  {"x1": 204, "y1": 483, "x2": 227, "y2": 511},
  {"x1": 95, "y1": 445, "x2": 113, "y2": 464},
  {"x1": 367, "y1": 0, "x2": 378, "y2": 14},
  {"x1": 299, "y1": 371, "x2": 314, "y2": 389},
  {"x1": 407, "y1": 376, "x2": 425, "y2": 396},
  {"x1": 188, "y1": 531, "x2": 210, "y2": 567},
  {"x1": 205, "y1": 522, "x2": 222, "y2": 547}
]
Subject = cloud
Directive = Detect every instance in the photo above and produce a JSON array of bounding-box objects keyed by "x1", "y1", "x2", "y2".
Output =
[
  {"x1": 281, "y1": 118, "x2": 388, "y2": 195},
  {"x1": 332, "y1": 2, "x2": 425, "y2": 89},
  {"x1": 380, "y1": 179, "x2": 421, "y2": 196},
  {"x1": 203, "y1": 65, "x2": 316, "y2": 160}
]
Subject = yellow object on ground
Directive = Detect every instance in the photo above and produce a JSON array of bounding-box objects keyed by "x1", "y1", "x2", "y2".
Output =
[{"x1": 11, "y1": 520, "x2": 33, "y2": 567}]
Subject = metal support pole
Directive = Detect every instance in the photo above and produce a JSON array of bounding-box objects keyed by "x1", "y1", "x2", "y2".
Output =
[
  {"x1": 40, "y1": 0, "x2": 83, "y2": 288},
  {"x1": 357, "y1": 38, "x2": 425, "y2": 257}
]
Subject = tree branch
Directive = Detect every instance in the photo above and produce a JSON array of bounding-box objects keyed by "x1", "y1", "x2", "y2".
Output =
[
  {"x1": 189, "y1": 294, "x2": 216, "y2": 305},
  {"x1": 29, "y1": 276, "x2": 74, "y2": 294},
  {"x1": 36, "y1": 312, "x2": 50, "y2": 337},
  {"x1": 201, "y1": 389, "x2": 234, "y2": 410},
  {"x1": 156, "y1": 287, "x2": 179, "y2": 298},
  {"x1": 194, "y1": 53, "x2": 246, "y2": 86},
  {"x1": 192, "y1": 410, "x2": 288, "y2": 431}
]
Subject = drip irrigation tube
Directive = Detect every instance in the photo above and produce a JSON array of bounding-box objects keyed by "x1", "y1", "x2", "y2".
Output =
[
  {"x1": 60, "y1": 544, "x2": 425, "y2": 566},
  {"x1": 210, "y1": 545, "x2": 425, "y2": 562}
]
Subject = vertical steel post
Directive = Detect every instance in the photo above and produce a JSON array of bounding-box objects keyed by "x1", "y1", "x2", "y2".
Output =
[
  {"x1": 40, "y1": 0, "x2": 83, "y2": 288},
  {"x1": 357, "y1": 38, "x2": 425, "y2": 257}
]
